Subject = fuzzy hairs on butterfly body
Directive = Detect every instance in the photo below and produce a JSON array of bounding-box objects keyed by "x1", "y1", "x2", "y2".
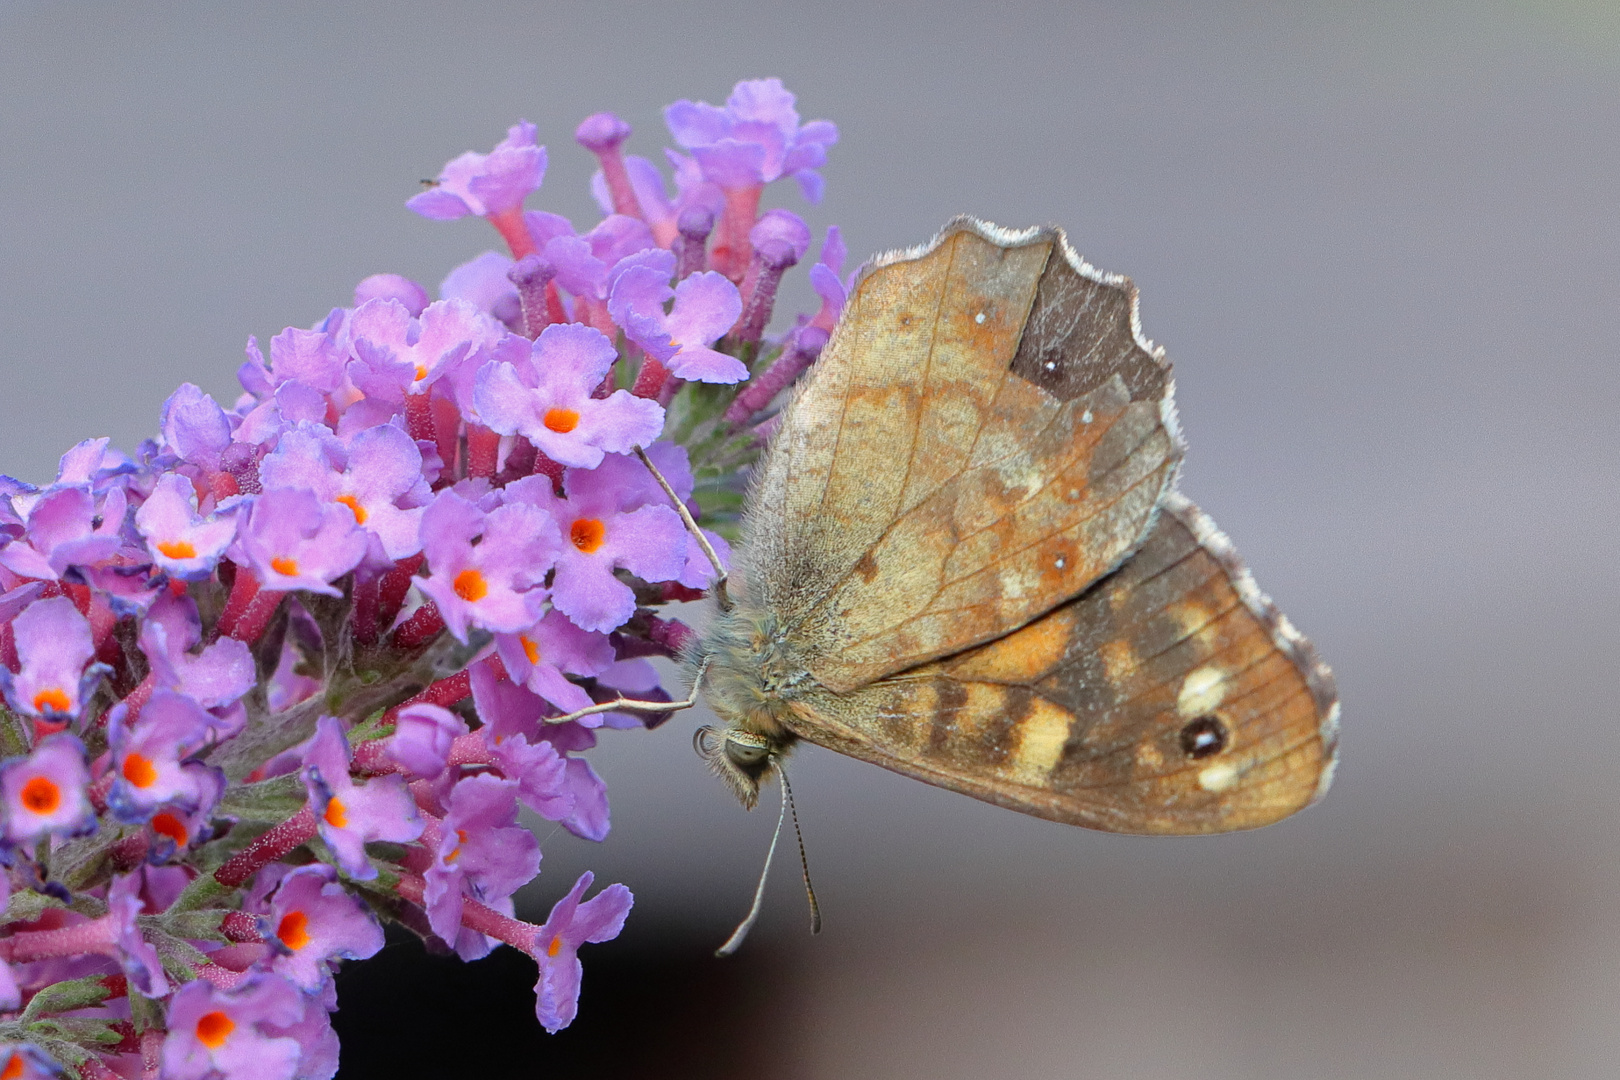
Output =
[{"x1": 692, "y1": 595, "x2": 808, "y2": 809}]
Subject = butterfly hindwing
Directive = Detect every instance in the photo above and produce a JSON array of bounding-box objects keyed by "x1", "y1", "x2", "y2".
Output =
[
  {"x1": 747, "y1": 218, "x2": 1181, "y2": 693},
  {"x1": 783, "y1": 494, "x2": 1339, "y2": 834}
]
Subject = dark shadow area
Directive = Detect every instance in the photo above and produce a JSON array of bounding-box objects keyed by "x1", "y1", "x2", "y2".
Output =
[{"x1": 333, "y1": 923, "x2": 784, "y2": 1079}]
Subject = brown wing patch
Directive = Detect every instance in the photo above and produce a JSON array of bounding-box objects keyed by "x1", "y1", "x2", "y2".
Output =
[
  {"x1": 746, "y1": 218, "x2": 1180, "y2": 693},
  {"x1": 786, "y1": 494, "x2": 1338, "y2": 834}
]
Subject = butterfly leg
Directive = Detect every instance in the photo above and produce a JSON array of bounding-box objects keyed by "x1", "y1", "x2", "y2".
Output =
[
  {"x1": 633, "y1": 445, "x2": 732, "y2": 611},
  {"x1": 542, "y1": 656, "x2": 711, "y2": 725}
]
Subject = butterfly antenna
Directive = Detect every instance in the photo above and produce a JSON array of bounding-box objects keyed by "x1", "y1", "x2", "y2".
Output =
[
  {"x1": 543, "y1": 655, "x2": 709, "y2": 726},
  {"x1": 779, "y1": 766, "x2": 822, "y2": 936},
  {"x1": 634, "y1": 445, "x2": 731, "y2": 612},
  {"x1": 716, "y1": 765, "x2": 788, "y2": 957}
]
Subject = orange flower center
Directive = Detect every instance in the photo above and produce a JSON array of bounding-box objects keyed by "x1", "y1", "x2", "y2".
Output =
[
  {"x1": 277, "y1": 910, "x2": 311, "y2": 951},
  {"x1": 336, "y1": 494, "x2": 368, "y2": 524},
  {"x1": 156, "y1": 539, "x2": 197, "y2": 559},
  {"x1": 324, "y1": 796, "x2": 348, "y2": 829},
  {"x1": 453, "y1": 568, "x2": 488, "y2": 602},
  {"x1": 413, "y1": 363, "x2": 429, "y2": 382},
  {"x1": 19, "y1": 775, "x2": 60, "y2": 815},
  {"x1": 547, "y1": 935, "x2": 563, "y2": 958},
  {"x1": 2, "y1": 1052, "x2": 25, "y2": 1079},
  {"x1": 152, "y1": 811, "x2": 188, "y2": 846},
  {"x1": 570, "y1": 518, "x2": 605, "y2": 553},
  {"x1": 445, "y1": 828, "x2": 469, "y2": 865},
  {"x1": 32, "y1": 687, "x2": 71, "y2": 715},
  {"x1": 121, "y1": 753, "x2": 159, "y2": 789},
  {"x1": 270, "y1": 555, "x2": 300, "y2": 577},
  {"x1": 195, "y1": 1010, "x2": 235, "y2": 1049},
  {"x1": 543, "y1": 408, "x2": 580, "y2": 433},
  {"x1": 520, "y1": 634, "x2": 542, "y2": 665}
]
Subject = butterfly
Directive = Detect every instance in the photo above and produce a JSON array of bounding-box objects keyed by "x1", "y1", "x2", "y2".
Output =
[{"x1": 683, "y1": 217, "x2": 1339, "y2": 836}]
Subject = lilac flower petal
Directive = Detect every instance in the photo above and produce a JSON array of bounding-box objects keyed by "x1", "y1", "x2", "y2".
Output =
[
  {"x1": 666, "y1": 271, "x2": 744, "y2": 348},
  {"x1": 0, "y1": 734, "x2": 94, "y2": 844},
  {"x1": 263, "y1": 864, "x2": 385, "y2": 992},
  {"x1": 4, "y1": 595, "x2": 96, "y2": 719},
  {"x1": 387, "y1": 703, "x2": 468, "y2": 780},
  {"x1": 162, "y1": 974, "x2": 306, "y2": 1080}
]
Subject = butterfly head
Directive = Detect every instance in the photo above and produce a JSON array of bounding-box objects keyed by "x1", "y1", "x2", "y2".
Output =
[{"x1": 693, "y1": 725, "x2": 793, "y2": 809}]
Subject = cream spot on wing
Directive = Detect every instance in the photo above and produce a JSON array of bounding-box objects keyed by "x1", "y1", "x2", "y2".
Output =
[
  {"x1": 1198, "y1": 762, "x2": 1239, "y2": 792},
  {"x1": 1173, "y1": 602, "x2": 1217, "y2": 642},
  {"x1": 1177, "y1": 665, "x2": 1227, "y2": 718},
  {"x1": 1081, "y1": 409, "x2": 1093, "y2": 424},
  {"x1": 1008, "y1": 698, "x2": 1072, "y2": 786},
  {"x1": 1135, "y1": 742, "x2": 1164, "y2": 770},
  {"x1": 1099, "y1": 640, "x2": 1138, "y2": 684},
  {"x1": 974, "y1": 311, "x2": 986, "y2": 324}
]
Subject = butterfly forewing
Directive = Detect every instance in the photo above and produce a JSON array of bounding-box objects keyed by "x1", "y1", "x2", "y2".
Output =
[
  {"x1": 784, "y1": 494, "x2": 1338, "y2": 834},
  {"x1": 749, "y1": 219, "x2": 1181, "y2": 693}
]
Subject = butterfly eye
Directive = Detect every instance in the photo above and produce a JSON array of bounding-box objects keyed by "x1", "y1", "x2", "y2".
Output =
[
  {"x1": 724, "y1": 736, "x2": 771, "y2": 768},
  {"x1": 1179, "y1": 715, "x2": 1228, "y2": 760}
]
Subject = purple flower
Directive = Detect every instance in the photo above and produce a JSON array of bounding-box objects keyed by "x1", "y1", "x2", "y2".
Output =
[
  {"x1": 108, "y1": 870, "x2": 169, "y2": 997},
  {"x1": 609, "y1": 267, "x2": 746, "y2": 383},
  {"x1": 302, "y1": 717, "x2": 422, "y2": 880},
  {"x1": 809, "y1": 224, "x2": 849, "y2": 333},
  {"x1": 107, "y1": 691, "x2": 224, "y2": 822},
  {"x1": 494, "y1": 608, "x2": 614, "y2": 713},
  {"x1": 0, "y1": 486, "x2": 128, "y2": 582},
  {"x1": 259, "y1": 422, "x2": 429, "y2": 561},
  {"x1": 161, "y1": 973, "x2": 307, "y2": 1080},
  {"x1": 416, "y1": 491, "x2": 561, "y2": 641},
  {"x1": 506, "y1": 453, "x2": 690, "y2": 633},
  {"x1": 531, "y1": 871, "x2": 633, "y2": 1033},
  {"x1": 591, "y1": 151, "x2": 725, "y2": 249},
  {"x1": 0, "y1": 1045, "x2": 61, "y2": 1079},
  {"x1": 354, "y1": 273, "x2": 429, "y2": 316},
  {"x1": 261, "y1": 864, "x2": 385, "y2": 992},
  {"x1": 227, "y1": 487, "x2": 368, "y2": 596},
  {"x1": 161, "y1": 383, "x2": 235, "y2": 473},
  {"x1": 262, "y1": 324, "x2": 349, "y2": 395},
  {"x1": 407, "y1": 121, "x2": 547, "y2": 221},
  {"x1": 474, "y1": 322, "x2": 665, "y2": 469},
  {"x1": 440, "y1": 251, "x2": 521, "y2": 330},
  {"x1": 664, "y1": 78, "x2": 838, "y2": 201},
  {"x1": 0, "y1": 595, "x2": 101, "y2": 720},
  {"x1": 385, "y1": 702, "x2": 468, "y2": 781},
  {"x1": 545, "y1": 216, "x2": 657, "y2": 302},
  {"x1": 425, "y1": 774, "x2": 540, "y2": 959},
  {"x1": 0, "y1": 734, "x2": 94, "y2": 844},
  {"x1": 135, "y1": 473, "x2": 239, "y2": 579},
  {"x1": 138, "y1": 592, "x2": 255, "y2": 712},
  {"x1": 467, "y1": 662, "x2": 575, "y2": 819},
  {"x1": 347, "y1": 297, "x2": 497, "y2": 403}
]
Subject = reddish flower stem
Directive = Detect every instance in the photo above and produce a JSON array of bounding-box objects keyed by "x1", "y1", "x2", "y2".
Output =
[
  {"x1": 594, "y1": 146, "x2": 644, "y2": 221},
  {"x1": 724, "y1": 326, "x2": 827, "y2": 429},
  {"x1": 391, "y1": 600, "x2": 445, "y2": 650},
  {"x1": 351, "y1": 572, "x2": 381, "y2": 646},
  {"x1": 712, "y1": 184, "x2": 764, "y2": 282},
  {"x1": 214, "y1": 565, "x2": 260, "y2": 639},
  {"x1": 630, "y1": 356, "x2": 672, "y2": 400},
  {"x1": 431, "y1": 395, "x2": 462, "y2": 478},
  {"x1": 377, "y1": 554, "x2": 424, "y2": 631},
  {"x1": 404, "y1": 391, "x2": 434, "y2": 442},
  {"x1": 220, "y1": 911, "x2": 263, "y2": 943},
  {"x1": 466, "y1": 424, "x2": 501, "y2": 480},
  {"x1": 396, "y1": 872, "x2": 540, "y2": 957},
  {"x1": 228, "y1": 588, "x2": 286, "y2": 644},
  {"x1": 78, "y1": 1054, "x2": 124, "y2": 1080},
  {"x1": 487, "y1": 206, "x2": 537, "y2": 260},
  {"x1": 214, "y1": 804, "x2": 317, "y2": 889}
]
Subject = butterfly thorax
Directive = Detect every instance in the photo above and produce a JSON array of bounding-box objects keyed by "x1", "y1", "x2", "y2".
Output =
[{"x1": 694, "y1": 599, "x2": 812, "y2": 807}]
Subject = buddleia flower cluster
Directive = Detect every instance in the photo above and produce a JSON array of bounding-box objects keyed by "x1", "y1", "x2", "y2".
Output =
[{"x1": 0, "y1": 77, "x2": 842, "y2": 1079}]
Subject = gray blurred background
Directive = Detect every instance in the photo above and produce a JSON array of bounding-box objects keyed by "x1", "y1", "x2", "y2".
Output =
[{"x1": 3, "y1": 1, "x2": 1618, "y2": 1076}]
